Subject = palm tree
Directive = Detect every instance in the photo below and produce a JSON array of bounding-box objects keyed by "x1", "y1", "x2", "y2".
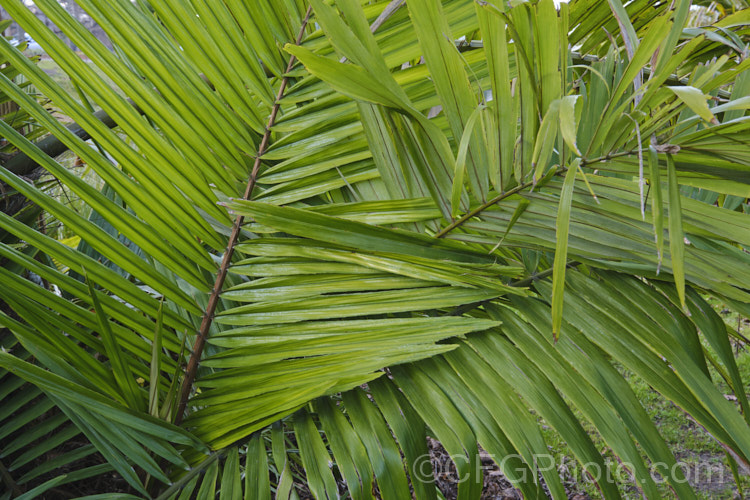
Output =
[{"x1": 1, "y1": 0, "x2": 750, "y2": 497}]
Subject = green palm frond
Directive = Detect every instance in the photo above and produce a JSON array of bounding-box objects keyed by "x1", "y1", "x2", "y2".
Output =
[{"x1": 1, "y1": 0, "x2": 750, "y2": 497}]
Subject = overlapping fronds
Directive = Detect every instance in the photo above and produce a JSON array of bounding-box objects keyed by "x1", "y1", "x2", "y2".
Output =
[{"x1": 1, "y1": 0, "x2": 749, "y2": 497}]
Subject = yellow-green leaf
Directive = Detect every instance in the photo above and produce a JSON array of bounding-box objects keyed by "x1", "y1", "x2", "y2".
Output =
[
  {"x1": 668, "y1": 86, "x2": 717, "y2": 124},
  {"x1": 667, "y1": 154, "x2": 686, "y2": 310},
  {"x1": 551, "y1": 161, "x2": 578, "y2": 340},
  {"x1": 559, "y1": 95, "x2": 581, "y2": 156}
]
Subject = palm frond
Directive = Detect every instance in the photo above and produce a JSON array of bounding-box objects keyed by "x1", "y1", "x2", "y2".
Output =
[{"x1": 1, "y1": 0, "x2": 750, "y2": 497}]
